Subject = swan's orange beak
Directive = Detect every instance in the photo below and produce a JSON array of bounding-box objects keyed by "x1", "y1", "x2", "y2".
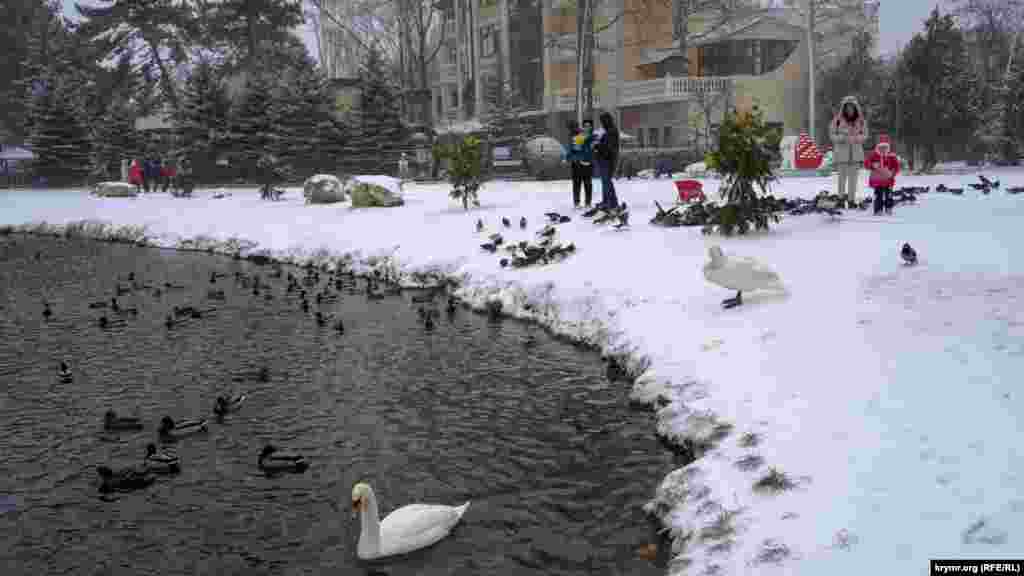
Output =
[{"x1": 351, "y1": 497, "x2": 361, "y2": 519}]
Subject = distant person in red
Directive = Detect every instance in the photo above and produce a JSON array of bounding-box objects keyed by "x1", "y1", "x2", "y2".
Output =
[
  {"x1": 161, "y1": 160, "x2": 177, "y2": 194},
  {"x1": 128, "y1": 159, "x2": 143, "y2": 192},
  {"x1": 865, "y1": 134, "x2": 900, "y2": 215}
]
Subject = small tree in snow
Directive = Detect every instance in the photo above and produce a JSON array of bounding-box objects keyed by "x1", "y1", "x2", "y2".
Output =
[
  {"x1": 439, "y1": 135, "x2": 485, "y2": 210},
  {"x1": 704, "y1": 106, "x2": 781, "y2": 236}
]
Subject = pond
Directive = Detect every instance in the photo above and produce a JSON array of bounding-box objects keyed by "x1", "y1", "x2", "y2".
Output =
[{"x1": 0, "y1": 234, "x2": 676, "y2": 576}]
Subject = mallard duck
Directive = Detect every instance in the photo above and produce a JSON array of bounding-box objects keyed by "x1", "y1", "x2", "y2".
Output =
[
  {"x1": 501, "y1": 217, "x2": 511, "y2": 228},
  {"x1": 88, "y1": 301, "x2": 108, "y2": 309},
  {"x1": 315, "y1": 311, "x2": 329, "y2": 327},
  {"x1": 164, "y1": 314, "x2": 175, "y2": 329},
  {"x1": 258, "y1": 445, "x2": 308, "y2": 473},
  {"x1": 96, "y1": 465, "x2": 154, "y2": 493},
  {"x1": 301, "y1": 299, "x2": 310, "y2": 312},
  {"x1": 144, "y1": 443, "x2": 181, "y2": 474},
  {"x1": 424, "y1": 315, "x2": 435, "y2": 330},
  {"x1": 104, "y1": 410, "x2": 143, "y2": 431},
  {"x1": 475, "y1": 219, "x2": 484, "y2": 233},
  {"x1": 334, "y1": 319, "x2": 345, "y2": 333},
  {"x1": 446, "y1": 297, "x2": 457, "y2": 315},
  {"x1": 213, "y1": 394, "x2": 246, "y2": 416},
  {"x1": 58, "y1": 361, "x2": 72, "y2": 383},
  {"x1": 158, "y1": 416, "x2": 208, "y2": 438},
  {"x1": 42, "y1": 302, "x2": 52, "y2": 320},
  {"x1": 208, "y1": 289, "x2": 226, "y2": 300}
]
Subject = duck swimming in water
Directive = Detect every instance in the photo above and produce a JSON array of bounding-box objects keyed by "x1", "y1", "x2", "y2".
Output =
[
  {"x1": 58, "y1": 361, "x2": 72, "y2": 383},
  {"x1": 213, "y1": 394, "x2": 246, "y2": 416},
  {"x1": 258, "y1": 445, "x2": 308, "y2": 473},
  {"x1": 104, "y1": 410, "x2": 143, "y2": 431},
  {"x1": 144, "y1": 443, "x2": 181, "y2": 474},
  {"x1": 96, "y1": 465, "x2": 154, "y2": 493},
  {"x1": 158, "y1": 416, "x2": 208, "y2": 439}
]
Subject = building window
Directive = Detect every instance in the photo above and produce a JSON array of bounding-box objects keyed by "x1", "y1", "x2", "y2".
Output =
[
  {"x1": 663, "y1": 126, "x2": 673, "y2": 148},
  {"x1": 648, "y1": 127, "x2": 659, "y2": 148},
  {"x1": 480, "y1": 25, "x2": 497, "y2": 58}
]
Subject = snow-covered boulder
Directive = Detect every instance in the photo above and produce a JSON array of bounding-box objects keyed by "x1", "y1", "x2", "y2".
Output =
[
  {"x1": 92, "y1": 181, "x2": 139, "y2": 197},
  {"x1": 349, "y1": 181, "x2": 404, "y2": 208},
  {"x1": 352, "y1": 175, "x2": 403, "y2": 195},
  {"x1": 304, "y1": 174, "x2": 347, "y2": 204},
  {"x1": 523, "y1": 136, "x2": 564, "y2": 180}
]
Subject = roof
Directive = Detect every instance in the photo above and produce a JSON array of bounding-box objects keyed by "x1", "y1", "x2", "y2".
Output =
[{"x1": 688, "y1": 10, "x2": 805, "y2": 47}]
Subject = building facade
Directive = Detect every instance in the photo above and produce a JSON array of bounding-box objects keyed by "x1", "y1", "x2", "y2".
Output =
[{"x1": 426, "y1": 0, "x2": 878, "y2": 146}]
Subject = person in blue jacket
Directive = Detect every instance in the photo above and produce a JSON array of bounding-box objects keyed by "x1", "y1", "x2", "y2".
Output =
[{"x1": 568, "y1": 119, "x2": 594, "y2": 208}]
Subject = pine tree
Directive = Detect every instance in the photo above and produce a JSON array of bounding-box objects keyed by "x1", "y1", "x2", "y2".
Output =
[
  {"x1": 177, "y1": 58, "x2": 231, "y2": 177},
  {"x1": 21, "y1": 14, "x2": 93, "y2": 185},
  {"x1": 355, "y1": 43, "x2": 405, "y2": 173},
  {"x1": 272, "y1": 58, "x2": 336, "y2": 176},
  {"x1": 227, "y1": 69, "x2": 281, "y2": 182}
]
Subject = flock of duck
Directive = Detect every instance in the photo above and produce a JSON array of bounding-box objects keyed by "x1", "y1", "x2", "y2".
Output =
[
  {"x1": 37, "y1": 253, "x2": 475, "y2": 560},
  {"x1": 476, "y1": 211, "x2": 581, "y2": 269}
]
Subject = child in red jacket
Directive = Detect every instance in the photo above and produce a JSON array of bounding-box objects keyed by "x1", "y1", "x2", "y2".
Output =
[{"x1": 864, "y1": 134, "x2": 900, "y2": 215}]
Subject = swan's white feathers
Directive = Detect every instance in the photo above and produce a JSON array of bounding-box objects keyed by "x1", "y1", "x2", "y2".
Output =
[{"x1": 379, "y1": 503, "x2": 468, "y2": 553}]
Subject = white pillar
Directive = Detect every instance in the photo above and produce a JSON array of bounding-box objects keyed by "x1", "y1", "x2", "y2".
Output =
[
  {"x1": 472, "y1": 0, "x2": 484, "y2": 120},
  {"x1": 499, "y1": 0, "x2": 511, "y2": 91},
  {"x1": 455, "y1": 0, "x2": 464, "y2": 121}
]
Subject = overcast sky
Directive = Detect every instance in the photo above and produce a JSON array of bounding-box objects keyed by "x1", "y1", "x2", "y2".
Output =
[{"x1": 63, "y1": 0, "x2": 946, "y2": 64}]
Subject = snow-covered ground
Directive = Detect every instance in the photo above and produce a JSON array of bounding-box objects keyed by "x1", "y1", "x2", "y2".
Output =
[{"x1": 3, "y1": 167, "x2": 1024, "y2": 574}]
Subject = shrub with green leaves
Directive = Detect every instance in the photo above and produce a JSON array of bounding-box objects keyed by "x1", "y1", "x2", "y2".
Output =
[
  {"x1": 704, "y1": 106, "x2": 782, "y2": 236},
  {"x1": 439, "y1": 135, "x2": 486, "y2": 210}
]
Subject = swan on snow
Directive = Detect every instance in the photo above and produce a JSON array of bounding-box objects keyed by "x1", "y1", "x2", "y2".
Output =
[{"x1": 703, "y1": 245, "x2": 786, "y2": 308}]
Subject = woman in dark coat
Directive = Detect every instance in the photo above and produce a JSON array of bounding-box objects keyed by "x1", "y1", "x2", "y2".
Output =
[{"x1": 594, "y1": 112, "x2": 620, "y2": 209}]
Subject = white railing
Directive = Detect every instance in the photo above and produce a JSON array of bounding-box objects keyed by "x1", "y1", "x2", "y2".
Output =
[
  {"x1": 440, "y1": 64, "x2": 457, "y2": 84},
  {"x1": 555, "y1": 76, "x2": 733, "y2": 110}
]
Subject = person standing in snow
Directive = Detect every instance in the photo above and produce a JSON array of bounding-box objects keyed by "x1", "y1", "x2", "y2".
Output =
[
  {"x1": 569, "y1": 120, "x2": 595, "y2": 208},
  {"x1": 865, "y1": 134, "x2": 900, "y2": 215},
  {"x1": 594, "y1": 112, "x2": 620, "y2": 209},
  {"x1": 829, "y1": 95, "x2": 868, "y2": 206},
  {"x1": 128, "y1": 159, "x2": 143, "y2": 192}
]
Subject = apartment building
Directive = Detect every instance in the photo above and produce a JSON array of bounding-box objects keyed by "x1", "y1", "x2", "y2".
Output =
[{"x1": 419, "y1": 0, "x2": 877, "y2": 146}]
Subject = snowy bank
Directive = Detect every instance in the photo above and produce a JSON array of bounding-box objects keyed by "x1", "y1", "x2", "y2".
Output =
[{"x1": 3, "y1": 167, "x2": 1024, "y2": 574}]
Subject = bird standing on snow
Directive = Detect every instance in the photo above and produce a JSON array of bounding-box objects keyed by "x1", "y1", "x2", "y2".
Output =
[
  {"x1": 901, "y1": 243, "x2": 917, "y2": 266},
  {"x1": 703, "y1": 246, "x2": 785, "y2": 309},
  {"x1": 502, "y1": 217, "x2": 511, "y2": 228},
  {"x1": 476, "y1": 219, "x2": 484, "y2": 233},
  {"x1": 519, "y1": 216, "x2": 527, "y2": 229}
]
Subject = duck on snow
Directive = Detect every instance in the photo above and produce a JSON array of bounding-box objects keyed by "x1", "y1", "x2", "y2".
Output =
[{"x1": 703, "y1": 245, "x2": 786, "y2": 309}]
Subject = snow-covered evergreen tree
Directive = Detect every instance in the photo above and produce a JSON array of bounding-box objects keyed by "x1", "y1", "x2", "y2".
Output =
[
  {"x1": 271, "y1": 56, "x2": 344, "y2": 176},
  {"x1": 354, "y1": 43, "x2": 405, "y2": 173},
  {"x1": 89, "y1": 53, "x2": 136, "y2": 180},
  {"x1": 21, "y1": 14, "x2": 93, "y2": 185},
  {"x1": 177, "y1": 58, "x2": 231, "y2": 176},
  {"x1": 227, "y1": 69, "x2": 281, "y2": 181}
]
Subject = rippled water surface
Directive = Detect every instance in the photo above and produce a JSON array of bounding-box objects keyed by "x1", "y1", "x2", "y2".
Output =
[{"x1": 0, "y1": 235, "x2": 673, "y2": 576}]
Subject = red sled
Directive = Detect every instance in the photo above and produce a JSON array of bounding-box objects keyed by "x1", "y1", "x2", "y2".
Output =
[{"x1": 675, "y1": 179, "x2": 705, "y2": 202}]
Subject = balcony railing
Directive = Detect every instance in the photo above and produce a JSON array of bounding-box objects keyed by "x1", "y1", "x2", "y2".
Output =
[{"x1": 556, "y1": 76, "x2": 733, "y2": 110}]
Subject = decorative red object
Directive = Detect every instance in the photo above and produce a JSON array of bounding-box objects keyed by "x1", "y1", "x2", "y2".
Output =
[
  {"x1": 675, "y1": 179, "x2": 705, "y2": 202},
  {"x1": 794, "y1": 132, "x2": 824, "y2": 169}
]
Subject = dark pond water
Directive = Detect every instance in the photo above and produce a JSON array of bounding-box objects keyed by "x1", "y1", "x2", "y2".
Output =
[{"x1": 0, "y1": 235, "x2": 675, "y2": 576}]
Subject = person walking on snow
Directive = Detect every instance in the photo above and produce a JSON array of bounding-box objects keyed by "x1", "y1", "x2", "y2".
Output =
[
  {"x1": 829, "y1": 95, "x2": 868, "y2": 206},
  {"x1": 865, "y1": 134, "x2": 900, "y2": 215}
]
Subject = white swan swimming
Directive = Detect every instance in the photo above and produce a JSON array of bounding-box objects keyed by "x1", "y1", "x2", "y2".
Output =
[
  {"x1": 703, "y1": 245, "x2": 786, "y2": 308},
  {"x1": 351, "y1": 482, "x2": 470, "y2": 560}
]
